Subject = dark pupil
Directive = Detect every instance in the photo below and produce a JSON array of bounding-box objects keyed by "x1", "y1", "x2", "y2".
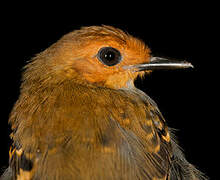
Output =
[
  {"x1": 98, "y1": 47, "x2": 122, "y2": 66},
  {"x1": 104, "y1": 51, "x2": 115, "y2": 61}
]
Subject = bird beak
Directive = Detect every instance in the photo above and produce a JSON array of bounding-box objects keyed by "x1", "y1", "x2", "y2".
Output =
[{"x1": 129, "y1": 57, "x2": 193, "y2": 71}]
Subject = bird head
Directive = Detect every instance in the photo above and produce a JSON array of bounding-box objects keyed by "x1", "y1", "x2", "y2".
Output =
[{"x1": 23, "y1": 25, "x2": 193, "y2": 90}]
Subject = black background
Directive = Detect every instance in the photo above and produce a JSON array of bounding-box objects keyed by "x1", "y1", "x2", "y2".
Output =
[{"x1": 0, "y1": 2, "x2": 217, "y2": 179}]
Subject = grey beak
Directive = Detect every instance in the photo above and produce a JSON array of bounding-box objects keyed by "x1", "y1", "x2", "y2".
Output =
[{"x1": 132, "y1": 57, "x2": 193, "y2": 71}]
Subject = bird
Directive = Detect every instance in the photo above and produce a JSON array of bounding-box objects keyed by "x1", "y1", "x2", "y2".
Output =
[{"x1": 0, "y1": 25, "x2": 207, "y2": 180}]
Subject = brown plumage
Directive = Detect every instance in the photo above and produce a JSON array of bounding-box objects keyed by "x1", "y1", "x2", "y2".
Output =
[{"x1": 1, "y1": 26, "x2": 207, "y2": 180}]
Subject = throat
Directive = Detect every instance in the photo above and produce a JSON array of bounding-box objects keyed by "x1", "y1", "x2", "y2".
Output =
[{"x1": 104, "y1": 73, "x2": 136, "y2": 89}]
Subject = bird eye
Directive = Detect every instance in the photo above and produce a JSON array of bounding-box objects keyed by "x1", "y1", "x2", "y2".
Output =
[{"x1": 97, "y1": 47, "x2": 122, "y2": 66}]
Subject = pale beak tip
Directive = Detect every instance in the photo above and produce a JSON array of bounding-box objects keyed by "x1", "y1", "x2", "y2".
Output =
[{"x1": 184, "y1": 61, "x2": 194, "y2": 68}]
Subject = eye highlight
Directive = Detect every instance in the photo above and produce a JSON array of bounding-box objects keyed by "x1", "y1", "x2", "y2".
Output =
[{"x1": 97, "y1": 47, "x2": 122, "y2": 66}]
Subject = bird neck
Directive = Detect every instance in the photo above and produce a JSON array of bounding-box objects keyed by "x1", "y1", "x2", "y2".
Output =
[{"x1": 7, "y1": 81, "x2": 120, "y2": 148}]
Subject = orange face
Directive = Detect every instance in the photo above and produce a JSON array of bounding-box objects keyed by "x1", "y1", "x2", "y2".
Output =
[
  {"x1": 25, "y1": 26, "x2": 192, "y2": 90},
  {"x1": 48, "y1": 26, "x2": 151, "y2": 89}
]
